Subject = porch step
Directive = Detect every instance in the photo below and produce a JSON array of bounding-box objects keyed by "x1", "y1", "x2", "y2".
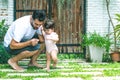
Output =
[
  {"x1": 7, "y1": 72, "x2": 103, "y2": 77},
  {"x1": 34, "y1": 78, "x2": 83, "y2": 80},
  {"x1": 0, "y1": 69, "x2": 26, "y2": 72},
  {"x1": 7, "y1": 73, "x2": 49, "y2": 76},
  {"x1": 92, "y1": 76, "x2": 120, "y2": 80},
  {"x1": 19, "y1": 59, "x2": 86, "y2": 63},
  {"x1": 0, "y1": 79, "x2": 22, "y2": 80},
  {"x1": 61, "y1": 72, "x2": 103, "y2": 76},
  {"x1": 83, "y1": 68, "x2": 120, "y2": 71}
]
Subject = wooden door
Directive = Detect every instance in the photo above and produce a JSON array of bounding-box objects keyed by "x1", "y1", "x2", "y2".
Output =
[{"x1": 15, "y1": 0, "x2": 85, "y2": 54}]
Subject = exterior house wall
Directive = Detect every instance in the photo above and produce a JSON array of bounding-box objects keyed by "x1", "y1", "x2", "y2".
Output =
[
  {"x1": 8, "y1": 0, "x2": 14, "y2": 24},
  {"x1": 0, "y1": 0, "x2": 13, "y2": 25},
  {"x1": 86, "y1": 0, "x2": 120, "y2": 36},
  {"x1": 0, "y1": 0, "x2": 8, "y2": 23}
]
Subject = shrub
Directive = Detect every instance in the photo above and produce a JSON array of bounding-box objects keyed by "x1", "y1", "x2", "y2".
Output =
[
  {"x1": 0, "y1": 19, "x2": 8, "y2": 42},
  {"x1": 0, "y1": 43, "x2": 11, "y2": 64},
  {"x1": 0, "y1": 19, "x2": 11, "y2": 64},
  {"x1": 82, "y1": 32, "x2": 111, "y2": 52}
]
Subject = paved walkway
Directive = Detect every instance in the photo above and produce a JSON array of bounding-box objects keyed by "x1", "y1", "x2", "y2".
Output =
[{"x1": 0, "y1": 59, "x2": 120, "y2": 80}]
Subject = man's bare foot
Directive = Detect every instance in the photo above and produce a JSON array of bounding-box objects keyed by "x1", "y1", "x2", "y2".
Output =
[
  {"x1": 8, "y1": 59, "x2": 24, "y2": 70},
  {"x1": 28, "y1": 62, "x2": 44, "y2": 69}
]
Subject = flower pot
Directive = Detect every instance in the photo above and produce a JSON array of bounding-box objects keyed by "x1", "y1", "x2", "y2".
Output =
[
  {"x1": 110, "y1": 52, "x2": 120, "y2": 62},
  {"x1": 89, "y1": 45, "x2": 105, "y2": 63}
]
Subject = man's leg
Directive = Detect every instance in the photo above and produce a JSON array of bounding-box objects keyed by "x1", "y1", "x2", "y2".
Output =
[
  {"x1": 28, "y1": 43, "x2": 45, "y2": 68},
  {"x1": 28, "y1": 50, "x2": 43, "y2": 68},
  {"x1": 8, "y1": 50, "x2": 38, "y2": 70}
]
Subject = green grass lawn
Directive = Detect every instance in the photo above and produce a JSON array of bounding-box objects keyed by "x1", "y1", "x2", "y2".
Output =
[{"x1": 0, "y1": 59, "x2": 120, "y2": 80}]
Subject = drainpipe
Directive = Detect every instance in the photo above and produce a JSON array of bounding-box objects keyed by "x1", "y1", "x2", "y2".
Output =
[
  {"x1": 83, "y1": 0, "x2": 87, "y2": 58},
  {"x1": 14, "y1": 0, "x2": 16, "y2": 20},
  {"x1": 48, "y1": 0, "x2": 52, "y2": 19}
]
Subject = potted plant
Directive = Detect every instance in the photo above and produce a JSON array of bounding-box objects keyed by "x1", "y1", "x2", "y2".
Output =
[
  {"x1": 82, "y1": 32, "x2": 111, "y2": 62},
  {"x1": 106, "y1": 0, "x2": 120, "y2": 62},
  {"x1": 108, "y1": 14, "x2": 120, "y2": 62}
]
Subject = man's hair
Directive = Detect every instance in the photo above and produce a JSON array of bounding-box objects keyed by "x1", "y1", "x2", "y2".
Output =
[
  {"x1": 44, "y1": 19, "x2": 55, "y2": 29},
  {"x1": 32, "y1": 10, "x2": 46, "y2": 21}
]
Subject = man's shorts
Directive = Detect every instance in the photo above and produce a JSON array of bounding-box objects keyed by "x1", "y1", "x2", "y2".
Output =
[
  {"x1": 4, "y1": 44, "x2": 40, "y2": 55},
  {"x1": 4, "y1": 33, "x2": 42, "y2": 55}
]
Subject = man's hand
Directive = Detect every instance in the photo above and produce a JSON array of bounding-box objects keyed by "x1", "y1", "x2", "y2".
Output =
[{"x1": 31, "y1": 38, "x2": 39, "y2": 46}]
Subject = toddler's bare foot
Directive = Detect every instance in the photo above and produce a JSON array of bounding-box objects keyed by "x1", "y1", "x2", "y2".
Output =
[
  {"x1": 53, "y1": 63, "x2": 57, "y2": 68},
  {"x1": 8, "y1": 59, "x2": 24, "y2": 70},
  {"x1": 43, "y1": 68, "x2": 50, "y2": 72}
]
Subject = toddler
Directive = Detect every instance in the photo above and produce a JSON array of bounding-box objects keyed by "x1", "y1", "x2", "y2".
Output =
[{"x1": 41, "y1": 20, "x2": 59, "y2": 72}]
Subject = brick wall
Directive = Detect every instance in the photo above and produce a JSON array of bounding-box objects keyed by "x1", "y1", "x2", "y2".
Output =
[
  {"x1": 86, "y1": 0, "x2": 120, "y2": 35},
  {"x1": 0, "y1": 0, "x2": 13, "y2": 25},
  {"x1": 0, "y1": 0, "x2": 8, "y2": 24},
  {"x1": 8, "y1": 0, "x2": 14, "y2": 25}
]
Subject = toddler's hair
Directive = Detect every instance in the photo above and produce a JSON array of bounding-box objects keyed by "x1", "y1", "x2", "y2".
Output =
[{"x1": 44, "y1": 19, "x2": 55, "y2": 29}]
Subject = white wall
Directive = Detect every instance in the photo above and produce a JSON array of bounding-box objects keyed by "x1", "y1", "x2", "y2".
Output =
[
  {"x1": 0, "y1": 0, "x2": 8, "y2": 24},
  {"x1": 86, "y1": 0, "x2": 120, "y2": 36},
  {"x1": 0, "y1": 0, "x2": 13, "y2": 25},
  {"x1": 8, "y1": 0, "x2": 14, "y2": 25}
]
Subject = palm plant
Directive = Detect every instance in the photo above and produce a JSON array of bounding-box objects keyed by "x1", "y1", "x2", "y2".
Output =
[{"x1": 106, "y1": 0, "x2": 120, "y2": 52}]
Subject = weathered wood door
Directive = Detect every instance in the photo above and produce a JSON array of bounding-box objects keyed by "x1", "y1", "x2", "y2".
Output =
[{"x1": 14, "y1": 0, "x2": 85, "y2": 54}]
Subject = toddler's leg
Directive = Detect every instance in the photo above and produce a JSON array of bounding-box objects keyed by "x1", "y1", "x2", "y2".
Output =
[
  {"x1": 45, "y1": 52, "x2": 51, "y2": 72},
  {"x1": 51, "y1": 50, "x2": 58, "y2": 67}
]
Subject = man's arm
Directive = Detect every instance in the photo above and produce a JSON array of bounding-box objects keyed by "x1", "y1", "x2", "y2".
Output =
[
  {"x1": 38, "y1": 34, "x2": 44, "y2": 43},
  {"x1": 10, "y1": 39, "x2": 31, "y2": 49},
  {"x1": 10, "y1": 38, "x2": 39, "y2": 49},
  {"x1": 38, "y1": 34, "x2": 45, "y2": 52}
]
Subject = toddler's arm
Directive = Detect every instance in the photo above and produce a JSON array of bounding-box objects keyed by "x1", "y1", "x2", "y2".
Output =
[
  {"x1": 46, "y1": 33, "x2": 59, "y2": 42},
  {"x1": 40, "y1": 26, "x2": 45, "y2": 36}
]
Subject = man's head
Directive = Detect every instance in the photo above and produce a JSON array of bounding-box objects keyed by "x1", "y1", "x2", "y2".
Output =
[{"x1": 31, "y1": 10, "x2": 46, "y2": 30}]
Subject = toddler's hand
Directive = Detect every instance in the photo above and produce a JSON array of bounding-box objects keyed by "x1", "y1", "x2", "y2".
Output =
[{"x1": 40, "y1": 25, "x2": 43, "y2": 30}]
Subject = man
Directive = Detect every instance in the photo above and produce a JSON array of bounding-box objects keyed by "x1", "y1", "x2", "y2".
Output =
[{"x1": 4, "y1": 10, "x2": 46, "y2": 70}]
